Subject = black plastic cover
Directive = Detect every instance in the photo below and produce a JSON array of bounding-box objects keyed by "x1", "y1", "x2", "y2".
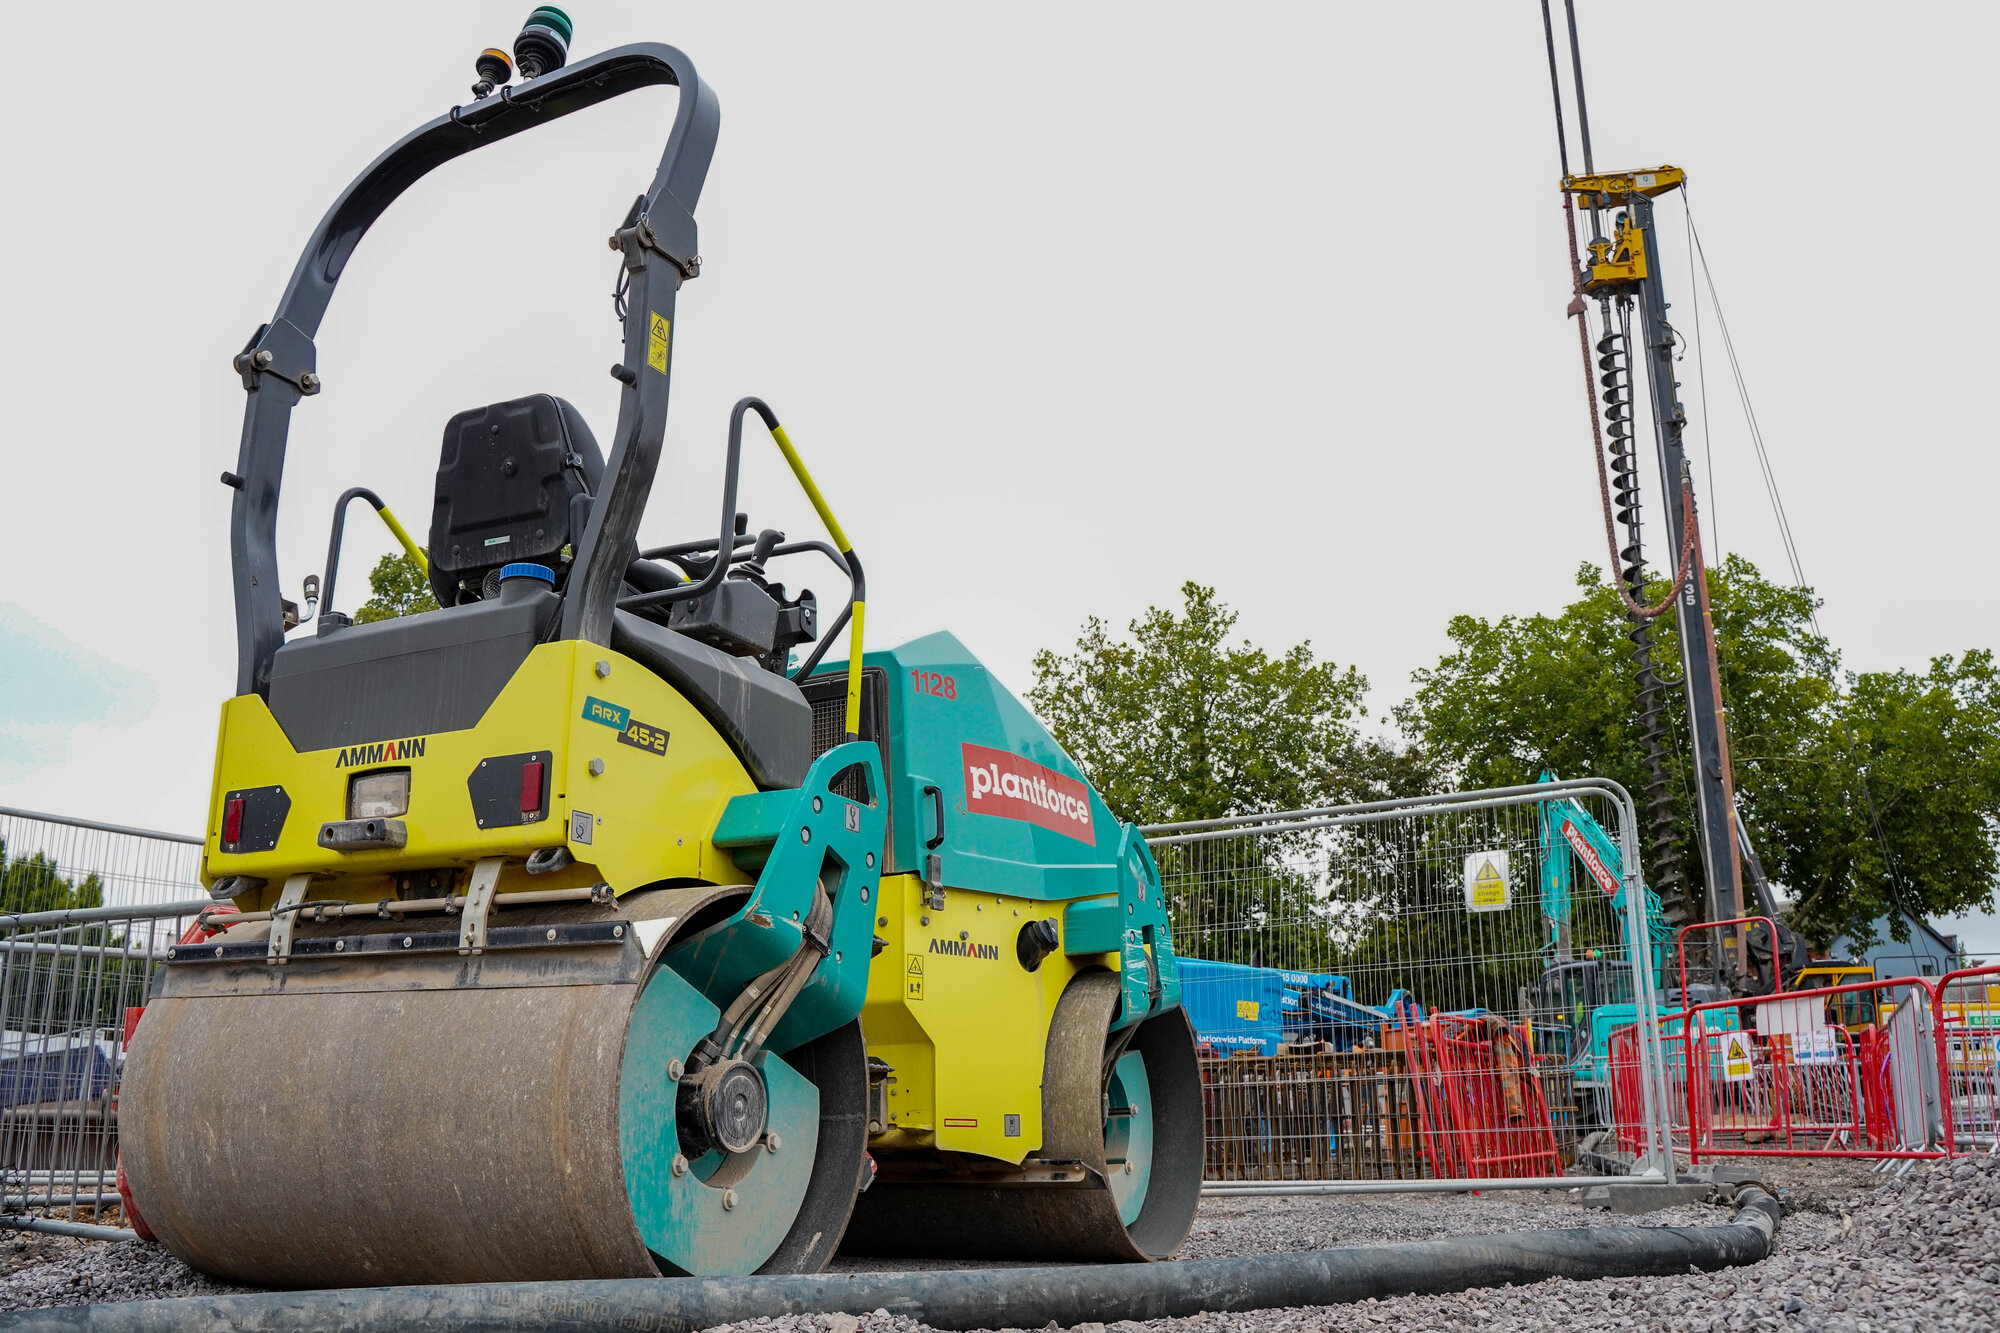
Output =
[
  {"x1": 467, "y1": 750, "x2": 553, "y2": 829},
  {"x1": 267, "y1": 588, "x2": 559, "y2": 752},
  {"x1": 669, "y1": 580, "x2": 782, "y2": 657},
  {"x1": 429, "y1": 394, "x2": 603, "y2": 605},
  {"x1": 610, "y1": 611, "x2": 810, "y2": 791},
  {"x1": 221, "y1": 786, "x2": 289, "y2": 854}
]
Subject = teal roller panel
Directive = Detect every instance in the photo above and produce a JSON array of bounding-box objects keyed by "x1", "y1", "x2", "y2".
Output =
[
  {"x1": 1105, "y1": 1049, "x2": 1154, "y2": 1225},
  {"x1": 811, "y1": 631, "x2": 1124, "y2": 902},
  {"x1": 619, "y1": 961, "x2": 820, "y2": 1276},
  {"x1": 671, "y1": 742, "x2": 887, "y2": 1053}
]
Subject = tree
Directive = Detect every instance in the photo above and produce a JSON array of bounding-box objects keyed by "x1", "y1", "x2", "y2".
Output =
[
  {"x1": 0, "y1": 838, "x2": 105, "y2": 915},
  {"x1": 1030, "y1": 583, "x2": 1432, "y2": 971},
  {"x1": 1029, "y1": 582, "x2": 1427, "y2": 828},
  {"x1": 353, "y1": 553, "x2": 438, "y2": 624},
  {"x1": 0, "y1": 837, "x2": 139, "y2": 1040},
  {"x1": 1769, "y1": 651, "x2": 2000, "y2": 950},
  {"x1": 1396, "y1": 557, "x2": 2000, "y2": 952}
]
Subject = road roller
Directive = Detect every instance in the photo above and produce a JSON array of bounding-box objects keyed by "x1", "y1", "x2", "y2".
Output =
[{"x1": 121, "y1": 12, "x2": 1202, "y2": 1288}]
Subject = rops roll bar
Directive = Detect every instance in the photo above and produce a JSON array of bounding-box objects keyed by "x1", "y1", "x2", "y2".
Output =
[{"x1": 223, "y1": 44, "x2": 719, "y2": 696}]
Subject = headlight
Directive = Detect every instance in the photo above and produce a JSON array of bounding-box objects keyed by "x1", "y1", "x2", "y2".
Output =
[{"x1": 347, "y1": 769, "x2": 411, "y2": 820}]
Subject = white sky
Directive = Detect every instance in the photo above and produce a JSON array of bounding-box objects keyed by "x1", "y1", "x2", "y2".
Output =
[{"x1": 2, "y1": 3, "x2": 1995, "y2": 948}]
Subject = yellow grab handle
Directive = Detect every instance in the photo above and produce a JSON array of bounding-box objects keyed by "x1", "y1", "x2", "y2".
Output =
[
  {"x1": 764, "y1": 419, "x2": 864, "y2": 740},
  {"x1": 373, "y1": 503, "x2": 429, "y2": 575}
]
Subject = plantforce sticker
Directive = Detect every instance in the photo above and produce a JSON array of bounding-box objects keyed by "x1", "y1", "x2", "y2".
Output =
[
  {"x1": 1560, "y1": 820, "x2": 1621, "y2": 897},
  {"x1": 961, "y1": 743, "x2": 1095, "y2": 844}
]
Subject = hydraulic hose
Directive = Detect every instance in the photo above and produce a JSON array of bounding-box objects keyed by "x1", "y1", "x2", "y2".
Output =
[{"x1": 5, "y1": 1189, "x2": 1779, "y2": 1333}]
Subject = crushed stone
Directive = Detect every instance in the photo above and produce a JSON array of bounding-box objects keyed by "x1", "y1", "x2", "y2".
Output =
[{"x1": 1, "y1": 1154, "x2": 1991, "y2": 1333}]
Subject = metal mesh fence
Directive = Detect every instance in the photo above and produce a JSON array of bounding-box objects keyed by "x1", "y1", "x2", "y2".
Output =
[
  {"x1": 1145, "y1": 781, "x2": 1671, "y2": 1187},
  {"x1": 0, "y1": 808, "x2": 209, "y2": 1229}
]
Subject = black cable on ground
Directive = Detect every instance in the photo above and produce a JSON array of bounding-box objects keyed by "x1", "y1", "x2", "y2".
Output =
[{"x1": 5, "y1": 1189, "x2": 1781, "y2": 1333}]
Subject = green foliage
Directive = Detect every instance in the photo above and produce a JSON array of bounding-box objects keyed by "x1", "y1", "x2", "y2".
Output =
[
  {"x1": 0, "y1": 836, "x2": 105, "y2": 915},
  {"x1": 353, "y1": 553, "x2": 439, "y2": 624},
  {"x1": 1772, "y1": 650, "x2": 2000, "y2": 951},
  {"x1": 1028, "y1": 582, "x2": 1429, "y2": 828},
  {"x1": 0, "y1": 837, "x2": 145, "y2": 1040},
  {"x1": 1396, "y1": 557, "x2": 2000, "y2": 951},
  {"x1": 1030, "y1": 583, "x2": 1433, "y2": 970}
]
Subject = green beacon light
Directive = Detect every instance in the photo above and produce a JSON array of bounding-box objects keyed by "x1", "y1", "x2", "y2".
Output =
[{"x1": 512, "y1": 7, "x2": 573, "y2": 81}]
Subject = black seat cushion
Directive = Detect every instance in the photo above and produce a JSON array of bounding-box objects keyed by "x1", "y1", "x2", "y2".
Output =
[{"x1": 429, "y1": 394, "x2": 603, "y2": 606}]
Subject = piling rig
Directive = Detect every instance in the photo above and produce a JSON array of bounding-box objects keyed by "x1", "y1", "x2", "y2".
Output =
[{"x1": 1540, "y1": 1, "x2": 1809, "y2": 997}]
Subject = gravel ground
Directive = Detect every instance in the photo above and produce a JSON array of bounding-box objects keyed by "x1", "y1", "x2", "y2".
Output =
[{"x1": 2, "y1": 1154, "x2": 1993, "y2": 1331}]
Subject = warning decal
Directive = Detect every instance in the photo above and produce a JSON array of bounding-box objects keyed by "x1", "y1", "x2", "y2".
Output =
[
  {"x1": 647, "y1": 312, "x2": 671, "y2": 374},
  {"x1": 905, "y1": 953, "x2": 924, "y2": 1001},
  {"x1": 1721, "y1": 1031, "x2": 1755, "y2": 1083},
  {"x1": 1463, "y1": 851, "x2": 1511, "y2": 913}
]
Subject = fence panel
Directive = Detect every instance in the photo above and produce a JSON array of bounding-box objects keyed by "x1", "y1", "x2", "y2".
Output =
[
  {"x1": 0, "y1": 808, "x2": 210, "y2": 1230},
  {"x1": 4, "y1": 790, "x2": 1671, "y2": 1214},
  {"x1": 1146, "y1": 779, "x2": 1671, "y2": 1188}
]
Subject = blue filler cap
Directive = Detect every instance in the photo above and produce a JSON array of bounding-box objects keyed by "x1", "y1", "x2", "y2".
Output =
[{"x1": 499, "y1": 562, "x2": 555, "y2": 585}]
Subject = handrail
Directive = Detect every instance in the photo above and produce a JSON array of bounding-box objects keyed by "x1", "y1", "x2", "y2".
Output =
[
  {"x1": 228, "y1": 42, "x2": 720, "y2": 695},
  {"x1": 619, "y1": 398, "x2": 868, "y2": 740},
  {"x1": 319, "y1": 486, "x2": 428, "y2": 621}
]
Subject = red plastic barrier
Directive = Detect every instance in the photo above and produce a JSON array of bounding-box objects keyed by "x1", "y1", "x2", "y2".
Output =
[{"x1": 1406, "y1": 1014, "x2": 1562, "y2": 1179}]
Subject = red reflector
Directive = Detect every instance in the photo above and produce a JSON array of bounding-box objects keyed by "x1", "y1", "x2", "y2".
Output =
[
  {"x1": 520, "y1": 761, "x2": 545, "y2": 814},
  {"x1": 222, "y1": 796, "x2": 246, "y2": 845}
]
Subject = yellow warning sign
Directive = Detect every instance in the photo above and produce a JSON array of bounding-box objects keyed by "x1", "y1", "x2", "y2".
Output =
[
  {"x1": 905, "y1": 952, "x2": 924, "y2": 1001},
  {"x1": 647, "y1": 312, "x2": 672, "y2": 373},
  {"x1": 1721, "y1": 1031, "x2": 1755, "y2": 1083},
  {"x1": 1463, "y1": 851, "x2": 1511, "y2": 913},
  {"x1": 1236, "y1": 999, "x2": 1260, "y2": 1021}
]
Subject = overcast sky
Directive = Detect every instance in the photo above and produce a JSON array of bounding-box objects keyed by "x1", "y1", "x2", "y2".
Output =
[{"x1": 2, "y1": 3, "x2": 1994, "y2": 950}]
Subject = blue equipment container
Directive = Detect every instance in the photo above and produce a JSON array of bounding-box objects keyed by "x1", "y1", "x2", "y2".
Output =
[{"x1": 1176, "y1": 959, "x2": 1288, "y2": 1055}]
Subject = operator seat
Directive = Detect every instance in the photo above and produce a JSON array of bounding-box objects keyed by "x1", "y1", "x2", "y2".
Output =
[
  {"x1": 268, "y1": 390, "x2": 812, "y2": 790},
  {"x1": 429, "y1": 393, "x2": 603, "y2": 606}
]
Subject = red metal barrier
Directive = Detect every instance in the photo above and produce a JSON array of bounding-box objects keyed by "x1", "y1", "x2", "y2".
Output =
[
  {"x1": 1932, "y1": 964, "x2": 2000, "y2": 1157},
  {"x1": 1607, "y1": 1023, "x2": 1645, "y2": 1156},
  {"x1": 1687, "y1": 1022, "x2": 1867, "y2": 1156},
  {"x1": 1854, "y1": 1026, "x2": 1900, "y2": 1152},
  {"x1": 1405, "y1": 1014, "x2": 1562, "y2": 1179},
  {"x1": 1674, "y1": 976, "x2": 1946, "y2": 1161},
  {"x1": 1674, "y1": 916, "x2": 1783, "y2": 1002}
]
